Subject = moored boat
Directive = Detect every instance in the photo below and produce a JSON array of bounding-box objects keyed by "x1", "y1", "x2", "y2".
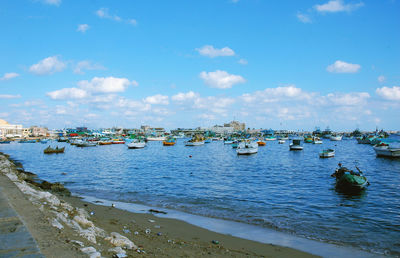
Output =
[
  {"x1": 373, "y1": 144, "x2": 400, "y2": 158},
  {"x1": 331, "y1": 164, "x2": 369, "y2": 190},
  {"x1": 147, "y1": 136, "x2": 166, "y2": 141},
  {"x1": 278, "y1": 140, "x2": 285, "y2": 144},
  {"x1": 44, "y1": 146, "x2": 65, "y2": 154},
  {"x1": 185, "y1": 134, "x2": 205, "y2": 146},
  {"x1": 319, "y1": 149, "x2": 335, "y2": 158},
  {"x1": 313, "y1": 137, "x2": 323, "y2": 144},
  {"x1": 127, "y1": 139, "x2": 146, "y2": 149},
  {"x1": 0, "y1": 140, "x2": 11, "y2": 144},
  {"x1": 163, "y1": 137, "x2": 176, "y2": 146},
  {"x1": 289, "y1": 139, "x2": 303, "y2": 150},
  {"x1": 76, "y1": 141, "x2": 97, "y2": 147},
  {"x1": 111, "y1": 139, "x2": 125, "y2": 144},
  {"x1": 330, "y1": 134, "x2": 343, "y2": 141},
  {"x1": 257, "y1": 140, "x2": 266, "y2": 146},
  {"x1": 236, "y1": 141, "x2": 258, "y2": 155}
]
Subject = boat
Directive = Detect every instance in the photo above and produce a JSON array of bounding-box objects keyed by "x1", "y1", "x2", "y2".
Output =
[
  {"x1": 231, "y1": 141, "x2": 239, "y2": 148},
  {"x1": 330, "y1": 134, "x2": 342, "y2": 141},
  {"x1": 146, "y1": 136, "x2": 166, "y2": 141},
  {"x1": 40, "y1": 139, "x2": 49, "y2": 144},
  {"x1": 264, "y1": 137, "x2": 276, "y2": 141},
  {"x1": 163, "y1": 137, "x2": 176, "y2": 146},
  {"x1": 127, "y1": 139, "x2": 146, "y2": 149},
  {"x1": 76, "y1": 141, "x2": 97, "y2": 147},
  {"x1": 204, "y1": 138, "x2": 212, "y2": 144},
  {"x1": 224, "y1": 137, "x2": 234, "y2": 144},
  {"x1": 373, "y1": 144, "x2": 400, "y2": 158},
  {"x1": 319, "y1": 149, "x2": 335, "y2": 158},
  {"x1": 257, "y1": 140, "x2": 266, "y2": 146},
  {"x1": 278, "y1": 140, "x2": 285, "y2": 144},
  {"x1": 111, "y1": 139, "x2": 125, "y2": 144},
  {"x1": 19, "y1": 139, "x2": 36, "y2": 143},
  {"x1": 57, "y1": 137, "x2": 68, "y2": 142},
  {"x1": 98, "y1": 140, "x2": 112, "y2": 145},
  {"x1": 44, "y1": 146, "x2": 65, "y2": 154},
  {"x1": 0, "y1": 140, "x2": 11, "y2": 144},
  {"x1": 289, "y1": 139, "x2": 303, "y2": 150},
  {"x1": 331, "y1": 164, "x2": 369, "y2": 190},
  {"x1": 313, "y1": 137, "x2": 323, "y2": 144},
  {"x1": 304, "y1": 135, "x2": 313, "y2": 143},
  {"x1": 185, "y1": 134, "x2": 205, "y2": 146},
  {"x1": 237, "y1": 141, "x2": 258, "y2": 155}
]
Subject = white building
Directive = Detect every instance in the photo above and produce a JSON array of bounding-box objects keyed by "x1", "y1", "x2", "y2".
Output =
[{"x1": 0, "y1": 119, "x2": 23, "y2": 138}]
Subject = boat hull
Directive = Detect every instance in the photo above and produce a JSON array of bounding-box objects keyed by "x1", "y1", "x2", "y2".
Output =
[
  {"x1": 373, "y1": 146, "x2": 400, "y2": 158},
  {"x1": 185, "y1": 141, "x2": 204, "y2": 146},
  {"x1": 127, "y1": 143, "x2": 146, "y2": 149},
  {"x1": 289, "y1": 144, "x2": 303, "y2": 150}
]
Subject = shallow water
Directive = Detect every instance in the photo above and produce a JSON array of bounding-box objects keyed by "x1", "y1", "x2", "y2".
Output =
[{"x1": 1, "y1": 137, "x2": 399, "y2": 256}]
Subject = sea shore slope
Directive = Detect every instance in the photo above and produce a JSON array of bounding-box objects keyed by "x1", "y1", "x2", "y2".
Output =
[{"x1": 0, "y1": 152, "x2": 317, "y2": 257}]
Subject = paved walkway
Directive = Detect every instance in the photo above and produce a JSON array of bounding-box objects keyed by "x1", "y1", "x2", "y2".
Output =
[{"x1": 0, "y1": 187, "x2": 44, "y2": 258}]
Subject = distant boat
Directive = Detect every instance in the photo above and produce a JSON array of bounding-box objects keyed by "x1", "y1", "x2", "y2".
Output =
[
  {"x1": 257, "y1": 140, "x2": 266, "y2": 146},
  {"x1": 76, "y1": 141, "x2": 97, "y2": 147},
  {"x1": 289, "y1": 139, "x2": 303, "y2": 150},
  {"x1": 304, "y1": 135, "x2": 313, "y2": 143},
  {"x1": 0, "y1": 140, "x2": 11, "y2": 144},
  {"x1": 111, "y1": 139, "x2": 125, "y2": 144},
  {"x1": 127, "y1": 139, "x2": 146, "y2": 149},
  {"x1": 231, "y1": 140, "x2": 239, "y2": 148},
  {"x1": 319, "y1": 149, "x2": 335, "y2": 158},
  {"x1": 186, "y1": 134, "x2": 205, "y2": 146},
  {"x1": 313, "y1": 137, "x2": 323, "y2": 144},
  {"x1": 44, "y1": 146, "x2": 65, "y2": 154},
  {"x1": 98, "y1": 140, "x2": 112, "y2": 145},
  {"x1": 40, "y1": 139, "x2": 49, "y2": 144},
  {"x1": 163, "y1": 137, "x2": 176, "y2": 146},
  {"x1": 373, "y1": 145, "x2": 400, "y2": 158},
  {"x1": 264, "y1": 137, "x2": 276, "y2": 141},
  {"x1": 278, "y1": 140, "x2": 285, "y2": 144},
  {"x1": 330, "y1": 135, "x2": 342, "y2": 141},
  {"x1": 19, "y1": 139, "x2": 36, "y2": 143},
  {"x1": 237, "y1": 141, "x2": 258, "y2": 155},
  {"x1": 147, "y1": 136, "x2": 166, "y2": 141}
]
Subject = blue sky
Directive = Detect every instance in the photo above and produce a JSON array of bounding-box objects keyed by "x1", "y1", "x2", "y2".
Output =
[{"x1": 0, "y1": 0, "x2": 399, "y2": 131}]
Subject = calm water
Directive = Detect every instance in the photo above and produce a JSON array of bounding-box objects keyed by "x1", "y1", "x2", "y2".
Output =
[{"x1": 1, "y1": 138, "x2": 399, "y2": 256}]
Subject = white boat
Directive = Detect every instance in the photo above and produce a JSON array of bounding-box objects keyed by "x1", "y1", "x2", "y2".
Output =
[
  {"x1": 237, "y1": 141, "x2": 258, "y2": 155},
  {"x1": 278, "y1": 140, "x2": 285, "y2": 144},
  {"x1": 319, "y1": 149, "x2": 335, "y2": 158},
  {"x1": 330, "y1": 135, "x2": 342, "y2": 141},
  {"x1": 185, "y1": 141, "x2": 204, "y2": 146},
  {"x1": 373, "y1": 145, "x2": 400, "y2": 158},
  {"x1": 146, "y1": 136, "x2": 166, "y2": 141},
  {"x1": 289, "y1": 139, "x2": 303, "y2": 150},
  {"x1": 264, "y1": 137, "x2": 277, "y2": 141},
  {"x1": 127, "y1": 140, "x2": 146, "y2": 149},
  {"x1": 76, "y1": 141, "x2": 97, "y2": 147}
]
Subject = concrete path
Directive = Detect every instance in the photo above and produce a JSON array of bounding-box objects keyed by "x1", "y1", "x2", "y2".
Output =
[{"x1": 0, "y1": 187, "x2": 44, "y2": 258}]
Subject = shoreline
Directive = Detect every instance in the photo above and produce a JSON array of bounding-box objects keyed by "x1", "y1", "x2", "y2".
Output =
[
  {"x1": 0, "y1": 152, "x2": 317, "y2": 257},
  {"x1": 0, "y1": 151, "x2": 380, "y2": 257}
]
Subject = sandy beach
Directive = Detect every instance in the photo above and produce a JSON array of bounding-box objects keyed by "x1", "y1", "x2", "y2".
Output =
[{"x1": 0, "y1": 152, "x2": 318, "y2": 257}]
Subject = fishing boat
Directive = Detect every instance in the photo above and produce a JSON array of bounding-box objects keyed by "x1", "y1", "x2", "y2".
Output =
[
  {"x1": 237, "y1": 141, "x2": 258, "y2": 155},
  {"x1": 98, "y1": 140, "x2": 112, "y2": 145},
  {"x1": 319, "y1": 149, "x2": 335, "y2": 158},
  {"x1": 231, "y1": 140, "x2": 239, "y2": 148},
  {"x1": 289, "y1": 139, "x2": 303, "y2": 150},
  {"x1": 111, "y1": 139, "x2": 125, "y2": 144},
  {"x1": 19, "y1": 139, "x2": 36, "y2": 143},
  {"x1": 330, "y1": 134, "x2": 342, "y2": 141},
  {"x1": 185, "y1": 135, "x2": 205, "y2": 146},
  {"x1": 257, "y1": 140, "x2": 266, "y2": 146},
  {"x1": 204, "y1": 138, "x2": 212, "y2": 144},
  {"x1": 373, "y1": 144, "x2": 400, "y2": 158},
  {"x1": 264, "y1": 137, "x2": 276, "y2": 141},
  {"x1": 0, "y1": 140, "x2": 11, "y2": 144},
  {"x1": 331, "y1": 164, "x2": 369, "y2": 190},
  {"x1": 224, "y1": 137, "x2": 234, "y2": 144},
  {"x1": 40, "y1": 139, "x2": 49, "y2": 144},
  {"x1": 147, "y1": 136, "x2": 166, "y2": 141},
  {"x1": 313, "y1": 137, "x2": 323, "y2": 144},
  {"x1": 57, "y1": 137, "x2": 68, "y2": 142},
  {"x1": 278, "y1": 139, "x2": 285, "y2": 144},
  {"x1": 163, "y1": 137, "x2": 176, "y2": 146},
  {"x1": 304, "y1": 135, "x2": 313, "y2": 143},
  {"x1": 127, "y1": 139, "x2": 146, "y2": 149},
  {"x1": 76, "y1": 141, "x2": 97, "y2": 147},
  {"x1": 43, "y1": 146, "x2": 65, "y2": 154}
]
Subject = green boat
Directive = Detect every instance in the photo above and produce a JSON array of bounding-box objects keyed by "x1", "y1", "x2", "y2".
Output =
[{"x1": 331, "y1": 164, "x2": 369, "y2": 190}]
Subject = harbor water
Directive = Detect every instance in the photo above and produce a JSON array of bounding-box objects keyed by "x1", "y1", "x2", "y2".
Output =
[{"x1": 1, "y1": 137, "x2": 399, "y2": 256}]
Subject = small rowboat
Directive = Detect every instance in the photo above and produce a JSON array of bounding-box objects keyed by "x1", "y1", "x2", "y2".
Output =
[
  {"x1": 257, "y1": 141, "x2": 266, "y2": 146},
  {"x1": 319, "y1": 149, "x2": 335, "y2": 158},
  {"x1": 44, "y1": 146, "x2": 65, "y2": 154}
]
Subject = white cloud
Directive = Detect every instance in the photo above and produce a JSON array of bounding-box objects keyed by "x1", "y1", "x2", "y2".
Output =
[
  {"x1": 0, "y1": 72, "x2": 19, "y2": 81},
  {"x1": 376, "y1": 86, "x2": 400, "y2": 101},
  {"x1": 196, "y1": 45, "x2": 235, "y2": 58},
  {"x1": 324, "y1": 92, "x2": 370, "y2": 106},
  {"x1": 297, "y1": 12, "x2": 312, "y2": 23},
  {"x1": 73, "y1": 60, "x2": 105, "y2": 74},
  {"x1": 117, "y1": 98, "x2": 151, "y2": 111},
  {"x1": 29, "y1": 56, "x2": 66, "y2": 75},
  {"x1": 378, "y1": 75, "x2": 386, "y2": 83},
  {"x1": 314, "y1": 0, "x2": 364, "y2": 13},
  {"x1": 238, "y1": 59, "x2": 248, "y2": 65},
  {"x1": 128, "y1": 19, "x2": 137, "y2": 26},
  {"x1": 199, "y1": 70, "x2": 246, "y2": 89},
  {"x1": 0, "y1": 94, "x2": 21, "y2": 99},
  {"x1": 171, "y1": 91, "x2": 199, "y2": 102},
  {"x1": 96, "y1": 8, "x2": 137, "y2": 26},
  {"x1": 47, "y1": 88, "x2": 89, "y2": 100},
  {"x1": 198, "y1": 113, "x2": 216, "y2": 120},
  {"x1": 55, "y1": 105, "x2": 67, "y2": 114},
  {"x1": 242, "y1": 85, "x2": 306, "y2": 103},
  {"x1": 41, "y1": 0, "x2": 61, "y2": 6},
  {"x1": 144, "y1": 94, "x2": 169, "y2": 105},
  {"x1": 327, "y1": 60, "x2": 361, "y2": 73},
  {"x1": 78, "y1": 77, "x2": 135, "y2": 94},
  {"x1": 77, "y1": 24, "x2": 90, "y2": 33}
]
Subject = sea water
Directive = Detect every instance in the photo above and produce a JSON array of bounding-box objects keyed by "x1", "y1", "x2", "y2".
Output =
[{"x1": 1, "y1": 137, "x2": 399, "y2": 256}]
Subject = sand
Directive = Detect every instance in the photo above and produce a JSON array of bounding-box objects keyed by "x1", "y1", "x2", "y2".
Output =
[{"x1": 0, "y1": 152, "x2": 318, "y2": 257}]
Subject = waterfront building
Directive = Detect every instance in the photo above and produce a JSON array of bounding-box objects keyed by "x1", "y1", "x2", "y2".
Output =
[
  {"x1": 224, "y1": 121, "x2": 245, "y2": 131},
  {"x1": 30, "y1": 126, "x2": 48, "y2": 137},
  {"x1": 0, "y1": 119, "x2": 23, "y2": 138}
]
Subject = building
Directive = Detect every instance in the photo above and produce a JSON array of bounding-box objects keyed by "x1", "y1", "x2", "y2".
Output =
[
  {"x1": 0, "y1": 119, "x2": 23, "y2": 138},
  {"x1": 30, "y1": 126, "x2": 48, "y2": 137},
  {"x1": 224, "y1": 121, "x2": 245, "y2": 131}
]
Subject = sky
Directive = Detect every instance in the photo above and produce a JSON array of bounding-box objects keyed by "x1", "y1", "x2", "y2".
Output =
[{"x1": 0, "y1": 0, "x2": 399, "y2": 131}]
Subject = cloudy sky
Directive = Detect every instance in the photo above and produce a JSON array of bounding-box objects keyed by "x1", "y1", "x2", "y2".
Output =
[{"x1": 0, "y1": 0, "x2": 399, "y2": 131}]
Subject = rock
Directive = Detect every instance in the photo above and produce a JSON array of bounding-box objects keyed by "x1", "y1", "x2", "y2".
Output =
[
  {"x1": 148, "y1": 209, "x2": 167, "y2": 214},
  {"x1": 80, "y1": 247, "x2": 101, "y2": 258},
  {"x1": 212, "y1": 240, "x2": 219, "y2": 245},
  {"x1": 105, "y1": 232, "x2": 137, "y2": 250},
  {"x1": 145, "y1": 229, "x2": 151, "y2": 234}
]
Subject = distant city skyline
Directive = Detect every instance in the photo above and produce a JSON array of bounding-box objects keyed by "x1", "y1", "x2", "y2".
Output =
[{"x1": 0, "y1": 0, "x2": 399, "y2": 131}]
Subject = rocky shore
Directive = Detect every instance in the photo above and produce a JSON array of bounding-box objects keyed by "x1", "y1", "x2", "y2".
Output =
[{"x1": 0, "y1": 152, "x2": 318, "y2": 257}]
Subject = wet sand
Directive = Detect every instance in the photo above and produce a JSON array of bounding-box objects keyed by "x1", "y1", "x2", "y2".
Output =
[{"x1": 0, "y1": 152, "x2": 318, "y2": 257}]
